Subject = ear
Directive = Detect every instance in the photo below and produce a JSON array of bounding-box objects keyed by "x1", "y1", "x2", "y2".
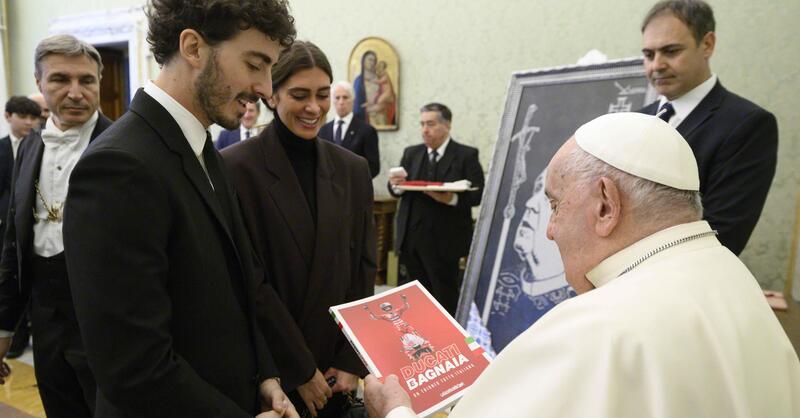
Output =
[
  {"x1": 4, "y1": 112, "x2": 10, "y2": 121},
  {"x1": 178, "y1": 29, "x2": 208, "y2": 70},
  {"x1": 266, "y1": 94, "x2": 278, "y2": 110},
  {"x1": 593, "y1": 177, "x2": 622, "y2": 237},
  {"x1": 700, "y1": 31, "x2": 716, "y2": 60}
]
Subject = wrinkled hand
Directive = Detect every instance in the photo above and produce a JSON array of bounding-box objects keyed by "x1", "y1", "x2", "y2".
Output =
[
  {"x1": 297, "y1": 369, "x2": 332, "y2": 417},
  {"x1": 324, "y1": 367, "x2": 358, "y2": 393},
  {"x1": 0, "y1": 337, "x2": 12, "y2": 384},
  {"x1": 259, "y1": 378, "x2": 298, "y2": 418},
  {"x1": 388, "y1": 171, "x2": 407, "y2": 186},
  {"x1": 423, "y1": 191, "x2": 454, "y2": 205},
  {"x1": 364, "y1": 374, "x2": 411, "y2": 418}
]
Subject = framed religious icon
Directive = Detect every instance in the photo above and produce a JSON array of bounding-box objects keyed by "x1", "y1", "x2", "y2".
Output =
[
  {"x1": 348, "y1": 37, "x2": 399, "y2": 131},
  {"x1": 456, "y1": 58, "x2": 658, "y2": 356}
]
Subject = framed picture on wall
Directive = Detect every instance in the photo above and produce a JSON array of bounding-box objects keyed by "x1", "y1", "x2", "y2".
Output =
[{"x1": 348, "y1": 37, "x2": 399, "y2": 131}]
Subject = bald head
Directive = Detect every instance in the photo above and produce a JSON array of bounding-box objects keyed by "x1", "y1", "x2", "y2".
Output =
[{"x1": 27, "y1": 92, "x2": 49, "y2": 128}]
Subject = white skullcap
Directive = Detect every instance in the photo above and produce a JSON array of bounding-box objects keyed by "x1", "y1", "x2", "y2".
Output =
[{"x1": 574, "y1": 112, "x2": 699, "y2": 191}]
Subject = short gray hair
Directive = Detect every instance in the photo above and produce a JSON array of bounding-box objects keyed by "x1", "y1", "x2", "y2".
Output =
[
  {"x1": 34, "y1": 34, "x2": 103, "y2": 79},
  {"x1": 331, "y1": 80, "x2": 355, "y2": 97},
  {"x1": 561, "y1": 144, "x2": 703, "y2": 221}
]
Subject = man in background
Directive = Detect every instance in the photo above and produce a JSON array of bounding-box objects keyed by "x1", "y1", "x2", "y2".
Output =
[
  {"x1": 216, "y1": 100, "x2": 261, "y2": 150},
  {"x1": 639, "y1": 0, "x2": 778, "y2": 255},
  {"x1": 0, "y1": 96, "x2": 41, "y2": 359},
  {"x1": 319, "y1": 81, "x2": 380, "y2": 178},
  {"x1": 28, "y1": 92, "x2": 50, "y2": 131},
  {"x1": 0, "y1": 34, "x2": 112, "y2": 417},
  {"x1": 388, "y1": 103, "x2": 484, "y2": 315}
]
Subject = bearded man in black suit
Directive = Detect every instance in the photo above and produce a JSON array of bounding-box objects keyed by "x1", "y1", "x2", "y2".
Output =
[
  {"x1": 60, "y1": 1, "x2": 299, "y2": 417},
  {"x1": 638, "y1": 0, "x2": 778, "y2": 255}
]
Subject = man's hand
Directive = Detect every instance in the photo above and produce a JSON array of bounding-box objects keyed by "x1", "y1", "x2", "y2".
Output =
[
  {"x1": 324, "y1": 367, "x2": 358, "y2": 393},
  {"x1": 0, "y1": 337, "x2": 12, "y2": 384},
  {"x1": 364, "y1": 374, "x2": 411, "y2": 418},
  {"x1": 297, "y1": 369, "x2": 332, "y2": 417},
  {"x1": 423, "y1": 191, "x2": 454, "y2": 205},
  {"x1": 388, "y1": 170, "x2": 407, "y2": 186},
  {"x1": 259, "y1": 378, "x2": 298, "y2": 418}
]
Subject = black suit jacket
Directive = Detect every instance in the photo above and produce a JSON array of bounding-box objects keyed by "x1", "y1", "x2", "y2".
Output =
[
  {"x1": 319, "y1": 116, "x2": 380, "y2": 178},
  {"x1": 0, "y1": 136, "x2": 13, "y2": 241},
  {"x1": 389, "y1": 140, "x2": 484, "y2": 260},
  {"x1": 0, "y1": 114, "x2": 112, "y2": 332},
  {"x1": 222, "y1": 123, "x2": 375, "y2": 390},
  {"x1": 640, "y1": 81, "x2": 778, "y2": 255},
  {"x1": 62, "y1": 90, "x2": 276, "y2": 417}
]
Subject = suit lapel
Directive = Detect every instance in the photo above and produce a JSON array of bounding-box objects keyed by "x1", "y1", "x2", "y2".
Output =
[
  {"x1": 299, "y1": 139, "x2": 344, "y2": 325},
  {"x1": 676, "y1": 81, "x2": 725, "y2": 140},
  {"x1": 436, "y1": 140, "x2": 457, "y2": 180},
  {"x1": 259, "y1": 124, "x2": 316, "y2": 267},
  {"x1": 129, "y1": 90, "x2": 233, "y2": 242},
  {"x1": 409, "y1": 145, "x2": 427, "y2": 180},
  {"x1": 342, "y1": 119, "x2": 359, "y2": 149},
  {"x1": 14, "y1": 134, "x2": 44, "y2": 253}
]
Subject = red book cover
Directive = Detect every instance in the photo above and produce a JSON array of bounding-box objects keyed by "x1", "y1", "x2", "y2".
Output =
[{"x1": 329, "y1": 281, "x2": 491, "y2": 417}]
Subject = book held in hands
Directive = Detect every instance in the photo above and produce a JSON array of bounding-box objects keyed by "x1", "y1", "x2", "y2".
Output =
[{"x1": 329, "y1": 281, "x2": 491, "y2": 417}]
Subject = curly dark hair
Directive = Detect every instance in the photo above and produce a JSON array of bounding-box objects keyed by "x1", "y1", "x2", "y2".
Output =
[
  {"x1": 266, "y1": 40, "x2": 332, "y2": 111},
  {"x1": 146, "y1": 0, "x2": 296, "y2": 65}
]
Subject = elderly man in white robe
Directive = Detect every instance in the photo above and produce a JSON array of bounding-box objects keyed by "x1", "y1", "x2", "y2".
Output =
[{"x1": 365, "y1": 112, "x2": 800, "y2": 418}]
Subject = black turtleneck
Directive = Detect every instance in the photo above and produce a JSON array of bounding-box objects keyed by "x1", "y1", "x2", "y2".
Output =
[{"x1": 274, "y1": 115, "x2": 317, "y2": 223}]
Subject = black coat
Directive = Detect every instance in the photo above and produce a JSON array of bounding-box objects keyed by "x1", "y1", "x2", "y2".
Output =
[
  {"x1": 222, "y1": 122, "x2": 375, "y2": 391},
  {"x1": 62, "y1": 90, "x2": 276, "y2": 417},
  {"x1": 0, "y1": 136, "x2": 14, "y2": 242},
  {"x1": 0, "y1": 114, "x2": 112, "y2": 331},
  {"x1": 640, "y1": 81, "x2": 778, "y2": 255},
  {"x1": 389, "y1": 140, "x2": 485, "y2": 260},
  {"x1": 319, "y1": 116, "x2": 380, "y2": 178}
]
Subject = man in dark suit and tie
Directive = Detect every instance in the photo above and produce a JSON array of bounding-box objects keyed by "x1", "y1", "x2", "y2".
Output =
[
  {"x1": 60, "y1": 1, "x2": 298, "y2": 417},
  {"x1": 0, "y1": 96, "x2": 41, "y2": 360},
  {"x1": 388, "y1": 103, "x2": 484, "y2": 314},
  {"x1": 215, "y1": 100, "x2": 262, "y2": 150},
  {"x1": 639, "y1": 0, "x2": 778, "y2": 255},
  {"x1": 319, "y1": 81, "x2": 380, "y2": 178},
  {"x1": 0, "y1": 35, "x2": 113, "y2": 417}
]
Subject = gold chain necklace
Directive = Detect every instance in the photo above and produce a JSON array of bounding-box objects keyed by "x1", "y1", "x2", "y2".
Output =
[{"x1": 33, "y1": 179, "x2": 63, "y2": 223}]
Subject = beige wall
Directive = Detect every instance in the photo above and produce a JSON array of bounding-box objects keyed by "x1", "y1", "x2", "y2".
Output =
[{"x1": 7, "y1": 0, "x2": 800, "y2": 291}]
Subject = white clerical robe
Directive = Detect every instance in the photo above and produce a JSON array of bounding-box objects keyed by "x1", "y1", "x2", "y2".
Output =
[{"x1": 387, "y1": 221, "x2": 800, "y2": 418}]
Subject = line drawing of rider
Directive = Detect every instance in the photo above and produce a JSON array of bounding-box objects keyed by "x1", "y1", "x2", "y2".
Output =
[{"x1": 364, "y1": 295, "x2": 434, "y2": 360}]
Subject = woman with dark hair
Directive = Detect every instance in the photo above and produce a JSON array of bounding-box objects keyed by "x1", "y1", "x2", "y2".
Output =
[
  {"x1": 352, "y1": 50, "x2": 377, "y2": 123},
  {"x1": 221, "y1": 40, "x2": 376, "y2": 418}
]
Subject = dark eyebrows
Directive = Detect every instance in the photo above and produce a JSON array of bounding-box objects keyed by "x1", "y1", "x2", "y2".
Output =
[
  {"x1": 642, "y1": 43, "x2": 683, "y2": 54},
  {"x1": 245, "y1": 51, "x2": 273, "y2": 65}
]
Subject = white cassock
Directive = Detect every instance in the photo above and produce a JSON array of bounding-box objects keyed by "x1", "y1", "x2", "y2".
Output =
[{"x1": 388, "y1": 221, "x2": 800, "y2": 418}]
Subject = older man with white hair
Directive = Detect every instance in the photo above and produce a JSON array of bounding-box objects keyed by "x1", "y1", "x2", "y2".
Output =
[
  {"x1": 365, "y1": 112, "x2": 800, "y2": 418},
  {"x1": 319, "y1": 81, "x2": 380, "y2": 178}
]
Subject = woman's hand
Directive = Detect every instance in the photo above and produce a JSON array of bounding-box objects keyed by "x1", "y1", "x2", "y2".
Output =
[{"x1": 297, "y1": 369, "x2": 332, "y2": 417}]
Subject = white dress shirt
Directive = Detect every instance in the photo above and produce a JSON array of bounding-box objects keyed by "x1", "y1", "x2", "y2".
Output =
[
  {"x1": 658, "y1": 73, "x2": 717, "y2": 128},
  {"x1": 386, "y1": 221, "x2": 800, "y2": 418},
  {"x1": 333, "y1": 112, "x2": 354, "y2": 142},
  {"x1": 9, "y1": 132, "x2": 23, "y2": 159},
  {"x1": 392, "y1": 137, "x2": 458, "y2": 206},
  {"x1": 143, "y1": 81, "x2": 212, "y2": 181},
  {"x1": 34, "y1": 112, "x2": 98, "y2": 257},
  {"x1": 239, "y1": 125, "x2": 257, "y2": 141}
]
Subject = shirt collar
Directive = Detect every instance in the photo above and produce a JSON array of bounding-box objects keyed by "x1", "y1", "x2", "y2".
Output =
[
  {"x1": 240, "y1": 124, "x2": 255, "y2": 135},
  {"x1": 586, "y1": 221, "x2": 714, "y2": 288},
  {"x1": 335, "y1": 112, "x2": 353, "y2": 125},
  {"x1": 9, "y1": 132, "x2": 21, "y2": 144},
  {"x1": 143, "y1": 81, "x2": 208, "y2": 158},
  {"x1": 41, "y1": 111, "x2": 99, "y2": 142},
  {"x1": 659, "y1": 74, "x2": 717, "y2": 122},
  {"x1": 428, "y1": 137, "x2": 451, "y2": 156}
]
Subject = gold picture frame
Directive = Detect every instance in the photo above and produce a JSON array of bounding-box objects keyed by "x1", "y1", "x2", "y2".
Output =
[{"x1": 348, "y1": 37, "x2": 399, "y2": 131}]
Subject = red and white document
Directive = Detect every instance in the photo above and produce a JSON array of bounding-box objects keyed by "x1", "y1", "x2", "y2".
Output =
[{"x1": 329, "y1": 281, "x2": 491, "y2": 417}]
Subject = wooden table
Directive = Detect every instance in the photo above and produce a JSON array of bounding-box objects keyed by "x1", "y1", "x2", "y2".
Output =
[{"x1": 373, "y1": 196, "x2": 398, "y2": 285}]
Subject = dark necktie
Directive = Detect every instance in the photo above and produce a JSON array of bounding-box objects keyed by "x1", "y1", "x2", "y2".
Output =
[
  {"x1": 202, "y1": 133, "x2": 233, "y2": 230},
  {"x1": 334, "y1": 120, "x2": 344, "y2": 145},
  {"x1": 245, "y1": 129, "x2": 251, "y2": 139},
  {"x1": 658, "y1": 102, "x2": 675, "y2": 123},
  {"x1": 427, "y1": 150, "x2": 438, "y2": 180}
]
